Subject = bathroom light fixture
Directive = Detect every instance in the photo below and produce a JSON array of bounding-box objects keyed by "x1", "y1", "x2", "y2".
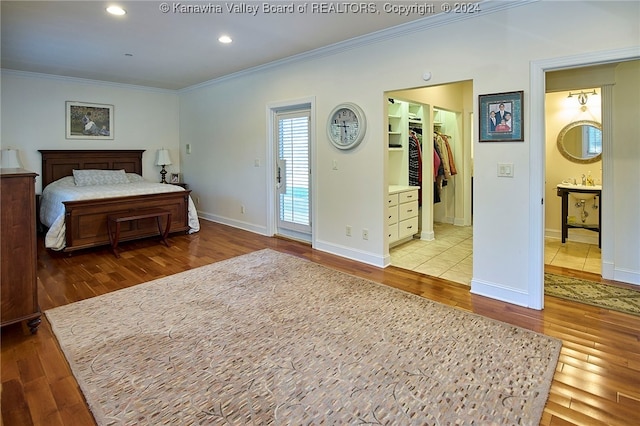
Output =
[
  {"x1": 155, "y1": 149, "x2": 172, "y2": 183},
  {"x1": 568, "y1": 89, "x2": 597, "y2": 106}
]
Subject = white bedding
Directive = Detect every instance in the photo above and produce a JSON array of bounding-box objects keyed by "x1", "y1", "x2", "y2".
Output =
[{"x1": 40, "y1": 175, "x2": 200, "y2": 250}]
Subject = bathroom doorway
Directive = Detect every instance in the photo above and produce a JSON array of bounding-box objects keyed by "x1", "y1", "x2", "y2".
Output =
[
  {"x1": 544, "y1": 75, "x2": 604, "y2": 277},
  {"x1": 531, "y1": 54, "x2": 640, "y2": 308}
]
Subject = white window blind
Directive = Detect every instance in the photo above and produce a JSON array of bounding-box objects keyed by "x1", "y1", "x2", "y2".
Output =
[{"x1": 278, "y1": 111, "x2": 310, "y2": 227}]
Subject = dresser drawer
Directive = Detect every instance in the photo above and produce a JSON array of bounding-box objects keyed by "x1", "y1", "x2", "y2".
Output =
[
  {"x1": 399, "y1": 190, "x2": 418, "y2": 204},
  {"x1": 387, "y1": 205, "x2": 398, "y2": 225},
  {"x1": 387, "y1": 193, "x2": 398, "y2": 207},
  {"x1": 398, "y1": 200, "x2": 418, "y2": 221},
  {"x1": 398, "y1": 216, "x2": 419, "y2": 239}
]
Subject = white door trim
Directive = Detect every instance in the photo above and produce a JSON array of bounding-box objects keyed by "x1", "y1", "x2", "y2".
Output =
[
  {"x1": 529, "y1": 47, "x2": 640, "y2": 310},
  {"x1": 266, "y1": 96, "x2": 316, "y2": 244}
]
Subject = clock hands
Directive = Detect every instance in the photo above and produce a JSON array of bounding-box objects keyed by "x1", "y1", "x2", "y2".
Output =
[{"x1": 335, "y1": 120, "x2": 349, "y2": 141}]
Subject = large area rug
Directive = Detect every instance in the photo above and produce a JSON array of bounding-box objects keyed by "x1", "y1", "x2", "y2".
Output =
[
  {"x1": 47, "y1": 249, "x2": 561, "y2": 425},
  {"x1": 545, "y1": 273, "x2": 640, "y2": 316}
]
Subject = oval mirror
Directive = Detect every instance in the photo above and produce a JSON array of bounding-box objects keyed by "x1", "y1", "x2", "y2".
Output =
[{"x1": 557, "y1": 120, "x2": 602, "y2": 164}]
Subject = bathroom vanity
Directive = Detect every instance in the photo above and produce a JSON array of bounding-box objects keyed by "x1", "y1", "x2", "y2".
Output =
[{"x1": 556, "y1": 183, "x2": 602, "y2": 248}]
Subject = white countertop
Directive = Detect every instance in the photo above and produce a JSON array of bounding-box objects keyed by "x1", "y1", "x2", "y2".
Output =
[
  {"x1": 389, "y1": 185, "x2": 420, "y2": 194},
  {"x1": 557, "y1": 183, "x2": 602, "y2": 190}
]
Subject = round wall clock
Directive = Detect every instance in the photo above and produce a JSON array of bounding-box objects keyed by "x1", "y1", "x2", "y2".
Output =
[{"x1": 327, "y1": 102, "x2": 367, "y2": 150}]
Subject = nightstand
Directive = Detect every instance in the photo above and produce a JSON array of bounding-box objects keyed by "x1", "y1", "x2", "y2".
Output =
[{"x1": 170, "y1": 182, "x2": 188, "y2": 189}]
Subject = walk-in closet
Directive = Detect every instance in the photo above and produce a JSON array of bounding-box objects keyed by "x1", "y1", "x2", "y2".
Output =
[{"x1": 386, "y1": 81, "x2": 474, "y2": 285}]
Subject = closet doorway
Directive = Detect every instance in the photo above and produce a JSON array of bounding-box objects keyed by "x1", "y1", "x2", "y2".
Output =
[{"x1": 386, "y1": 80, "x2": 474, "y2": 285}]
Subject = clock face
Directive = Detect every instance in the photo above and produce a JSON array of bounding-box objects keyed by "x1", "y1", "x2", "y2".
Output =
[{"x1": 327, "y1": 103, "x2": 366, "y2": 150}]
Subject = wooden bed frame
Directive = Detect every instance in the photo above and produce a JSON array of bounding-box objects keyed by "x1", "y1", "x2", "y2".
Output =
[{"x1": 39, "y1": 150, "x2": 192, "y2": 253}]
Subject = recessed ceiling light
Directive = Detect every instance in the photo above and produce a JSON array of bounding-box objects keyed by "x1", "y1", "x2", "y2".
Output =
[
  {"x1": 106, "y1": 6, "x2": 126, "y2": 16},
  {"x1": 218, "y1": 35, "x2": 232, "y2": 44}
]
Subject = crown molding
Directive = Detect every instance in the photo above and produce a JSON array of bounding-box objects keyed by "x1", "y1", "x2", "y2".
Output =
[
  {"x1": 0, "y1": 68, "x2": 178, "y2": 95},
  {"x1": 180, "y1": 0, "x2": 539, "y2": 93}
]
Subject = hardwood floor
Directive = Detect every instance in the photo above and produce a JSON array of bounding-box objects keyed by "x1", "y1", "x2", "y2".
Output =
[{"x1": 2, "y1": 220, "x2": 639, "y2": 425}]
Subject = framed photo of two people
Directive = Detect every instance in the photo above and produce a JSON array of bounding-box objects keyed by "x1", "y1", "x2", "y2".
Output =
[{"x1": 479, "y1": 91, "x2": 524, "y2": 142}]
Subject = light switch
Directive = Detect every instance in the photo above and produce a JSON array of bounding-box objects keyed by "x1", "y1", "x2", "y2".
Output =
[
  {"x1": 186, "y1": 144, "x2": 192, "y2": 154},
  {"x1": 497, "y1": 162, "x2": 514, "y2": 177},
  {"x1": 332, "y1": 160, "x2": 338, "y2": 170}
]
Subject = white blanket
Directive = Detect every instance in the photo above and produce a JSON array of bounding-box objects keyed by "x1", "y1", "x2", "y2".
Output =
[{"x1": 41, "y1": 175, "x2": 200, "y2": 250}]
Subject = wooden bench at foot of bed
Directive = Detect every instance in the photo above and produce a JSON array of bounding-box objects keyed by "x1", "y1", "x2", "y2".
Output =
[
  {"x1": 63, "y1": 191, "x2": 190, "y2": 254},
  {"x1": 108, "y1": 208, "x2": 172, "y2": 258}
]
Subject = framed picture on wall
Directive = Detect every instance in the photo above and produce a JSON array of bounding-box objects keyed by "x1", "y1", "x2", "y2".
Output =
[
  {"x1": 479, "y1": 91, "x2": 524, "y2": 142},
  {"x1": 66, "y1": 101, "x2": 114, "y2": 140}
]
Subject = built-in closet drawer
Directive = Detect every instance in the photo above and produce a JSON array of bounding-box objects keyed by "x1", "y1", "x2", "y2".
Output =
[
  {"x1": 398, "y1": 200, "x2": 418, "y2": 222},
  {"x1": 388, "y1": 186, "x2": 420, "y2": 246},
  {"x1": 388, "y1": 223, "x2": 399, "y2": 242},
  {"x1": 387, "y1": 205, "x2": 398, "y2": 226},
  {"x1": 398, "y1": 217, "x2": 419, "y2": 240},
  {"x1": 398, "y1": 190, "x2": 418, "y2": 204}
]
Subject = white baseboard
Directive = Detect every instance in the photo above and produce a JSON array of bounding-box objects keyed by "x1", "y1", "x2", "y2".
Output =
[
  {"x1": 420, "y1": 230, "x2": 435, "y2": 241},
  {"x1": 314, "y1": 239, "x2": 387, "y2": 268},
  {"x1": 198, "y1": 213, "x2": 268, "y2": 236},
  {"x1": 470, "y1": 278, "x2": 533, "y2": 309},
  {"x1": 613, "y1": 267, "x2": 640, "y2": 286},
  {"x1": 545, "y1": 228, "x2": 599, "y2": 246}
]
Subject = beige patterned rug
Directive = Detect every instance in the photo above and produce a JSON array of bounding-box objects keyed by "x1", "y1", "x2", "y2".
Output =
[
  {"x1": 47, "y1": 249, "x2": 561, "y2": 425},
  {"x1": 545, "y1": 273, "x2": 640, "y2": 316}
]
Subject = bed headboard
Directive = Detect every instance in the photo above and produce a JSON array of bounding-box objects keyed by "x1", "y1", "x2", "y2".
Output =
[{"x1": 39, "y1": 150, "x2": 145, "y2": 187}]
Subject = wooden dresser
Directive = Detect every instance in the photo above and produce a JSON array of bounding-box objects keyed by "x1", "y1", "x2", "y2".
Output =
[{"x1": 1, "y1": 168, "x2": 41, "y2": 333}]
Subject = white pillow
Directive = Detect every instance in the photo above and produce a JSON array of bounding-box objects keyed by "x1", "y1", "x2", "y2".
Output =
[
  {"x1": 126, "y1": 173, "x2": 146, "y2": 183},
  {"x1": 73, "y1": 169, "x2": 130, "y2": 186}
]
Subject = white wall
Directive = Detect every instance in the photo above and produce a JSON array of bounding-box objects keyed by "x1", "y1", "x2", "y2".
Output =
[
  {"x1": 179, "y1": 0, "x2": 639, "y2": 307},
  {"x1": 1, "y1": 71, "x2": 180, "y2": 192},
  {"x1": 612, "y1": 61, "x2": 640, "y2": 283}
]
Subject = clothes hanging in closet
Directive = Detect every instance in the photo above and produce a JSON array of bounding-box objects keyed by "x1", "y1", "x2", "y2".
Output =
[
  {"x1": 408, "y1": 130, "x2": 423, "y2": 206},
  {"x1": 433, "y1": 132, "x2": 458, "y2": 203}
]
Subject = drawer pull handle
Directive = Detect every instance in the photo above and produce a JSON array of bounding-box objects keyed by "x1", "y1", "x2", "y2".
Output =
[
  {"x1": 407, "y1": 225, "x2": 413, "y2": 229},
  {"x1": 407, "y1": 209, "x2": 413, "y2": 213},
  {"x1": 407, "y1": 195, "x2": 413, "y2": 198}
]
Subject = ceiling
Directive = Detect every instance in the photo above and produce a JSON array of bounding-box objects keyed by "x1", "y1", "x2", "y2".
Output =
[{"x1": 1, "y1": 1, "x2": 438, "y2": 90}]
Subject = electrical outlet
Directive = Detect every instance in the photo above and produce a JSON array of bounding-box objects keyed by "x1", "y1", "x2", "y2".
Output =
[
  {"x1": 241, "y1": 205, "x2": 245, "y2": 214},
  {"x1": 195, "y1": 196, "x2": 200, "y2": 204},
  {"x1": 346, "y1": 225, "x2": 352, "y2": 237},
  {"x1": 362, "y1": 229, "x2": 369, "y2": 240}
]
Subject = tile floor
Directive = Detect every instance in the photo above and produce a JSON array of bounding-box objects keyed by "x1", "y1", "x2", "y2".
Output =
[{"x1": 390, "y1": 222, "x2": 601, "y2": 285}]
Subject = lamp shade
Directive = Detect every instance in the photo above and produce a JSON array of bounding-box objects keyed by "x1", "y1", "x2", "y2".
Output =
[
  {"x1": 155, "y1": 149, "x2": 172, "y2": 166},
  {"x1": 1, "y1": 149, "x2": 23, "y2": 169}
]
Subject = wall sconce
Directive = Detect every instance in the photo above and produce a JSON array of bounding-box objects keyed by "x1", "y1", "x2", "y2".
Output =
[
  {"x1": 568, "y1": 89, "x2": 598, "y2": 106},
  {"x1": 0, "y1": 149, "x2": 24, "y2": 169},
  {"x1": 155, "y1": 149, "x2": 172, "y2": 183}
]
